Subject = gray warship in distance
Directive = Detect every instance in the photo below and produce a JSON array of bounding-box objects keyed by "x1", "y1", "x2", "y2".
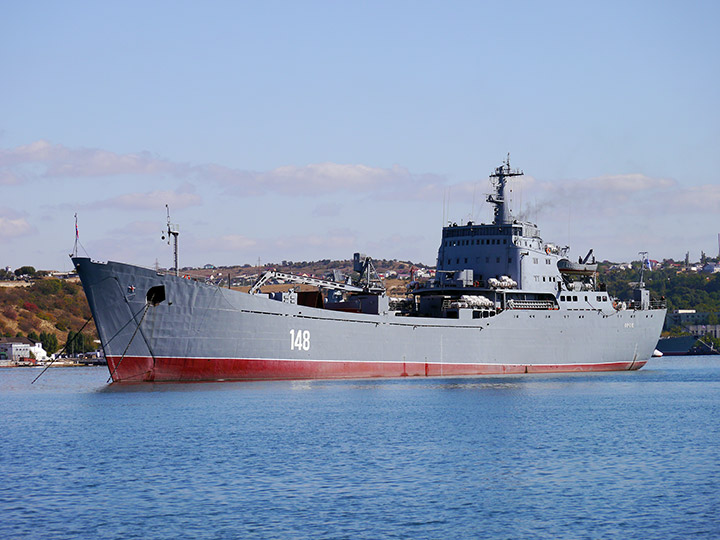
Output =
[{"x1": 73, "y1": 157, "x2": 666, "y2": 382}]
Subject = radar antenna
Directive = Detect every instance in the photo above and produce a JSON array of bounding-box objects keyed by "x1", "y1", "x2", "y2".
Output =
[
  {"x1": 162, "y1": 205, "x2": 180, "y2": 276},
  {"x1": 487, "y1": 154, "x2": 523, "y2": 225}
]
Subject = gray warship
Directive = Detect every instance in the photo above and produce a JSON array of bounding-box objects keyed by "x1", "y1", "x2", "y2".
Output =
[{"x1": 73, "y1": 157, "x2": 666, "y2": 382}]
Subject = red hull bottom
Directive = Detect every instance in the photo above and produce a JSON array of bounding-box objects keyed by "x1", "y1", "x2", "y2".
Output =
[{"x1": 106, "y1": 356, "x2": 648, "y2": 383}]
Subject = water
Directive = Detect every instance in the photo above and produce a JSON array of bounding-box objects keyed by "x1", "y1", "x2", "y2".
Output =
[{"x1": 2, "y1": 358, "x2": 720, "y2": 540}]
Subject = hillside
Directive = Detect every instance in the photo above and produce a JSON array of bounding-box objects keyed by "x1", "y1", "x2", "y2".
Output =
[
  {"x1": 600, "y1": 263, "x2": 720, "y2": 312},
  {"x1": 182, "y1": 258, "x2": 427, "y2": 284},
  {"x1": 0, "y1": 278, "x2": 97, "y2": 353}
]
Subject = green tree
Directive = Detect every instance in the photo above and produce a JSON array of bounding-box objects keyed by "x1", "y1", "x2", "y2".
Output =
[
  {"x1": 14, "y1": 266, "x2": 36, "y2": 277},
  {"x1": 28, "y1": 331, "x2": 39, "y2": 342},
  {"x1": 66, "y1": 330, "x2": 80, "y2": 355},
  {"x1": 39, "y1": 332, "x2": 59, "y2": 355},
  {"x1": 36, "y1": 279, "x2": 62, "y2": 295},
  {"x1": 65, "y1": 330, "x2": 94, "y2": 354}
]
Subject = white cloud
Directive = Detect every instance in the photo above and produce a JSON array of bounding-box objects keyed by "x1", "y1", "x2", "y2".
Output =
[
  {"x1": 584, "y1": 173, "x2": 676, "y2": 192},
  {"x1": 212, "y1": 162, "x2": 448, "y2": 198},
  {"x1": 312, "y1": 202, "x2": 343, "y2": 217},
  {"x1": 201, "y1": 234, "x2": 258, "y2": 251},
  {"x1": 273, "y1": 230, "x2": 358, "y2": 251},
  {"x1": 0, "y1": 217, "x2": 33, "y2": 239},
  {"x1": 108, "y1": 220, "x2": 162, "y2": 237},
  {"x1": 672, "y1": 184, "x2": 720, "y2": 212},
  {"x1": 95, "y1": 187, "x2": 202, "y2": 211},
  {"x1": 514, "y1": 173, "x2": 684, "y2": 221},
  {"x1": 0, "y1": 169, "x2": 24, "y2": 184},
  {"x1": 0, "y1": 140, "x2": 451, "y2": 200},
  {"x1": 261, "y1": 163, "x2": 389, "y2": 193},
  {"x1": 0, "y1": 208, "x2": 34, "y2": 239},
  {"x1": 0, "y1": 139, "x2": 183, "y2": 179}
]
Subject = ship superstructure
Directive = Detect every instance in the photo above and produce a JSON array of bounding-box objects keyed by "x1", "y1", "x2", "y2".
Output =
[
  {"x1": 412, "y1": 156, "x2": 612, "y2": 319},
  {"x1": 73, "y1": 157, "x2": 666, "y2": 382}
]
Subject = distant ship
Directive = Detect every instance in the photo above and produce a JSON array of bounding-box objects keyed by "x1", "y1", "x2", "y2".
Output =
[
  {"x1": 656, "y1": 335, "x2": 719, "y2": 356},
  {"x1": 73, "y1": 157, "x2": 666, "y2": 382}
]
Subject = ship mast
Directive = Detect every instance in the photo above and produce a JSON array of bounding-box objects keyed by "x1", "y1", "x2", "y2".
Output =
[
  {"x1": 487, "y1": 153, "x2": 523, "y2": 225},
  {"x1": 638, "y1": 251, "x2": 648, "y2": 287},
  {"x1": 162, "y1": 205, "x2": 180, "y2": 276}
]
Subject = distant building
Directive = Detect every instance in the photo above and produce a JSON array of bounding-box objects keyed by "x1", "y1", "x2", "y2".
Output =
[
  {"x1": 413, "y1": 268, "x2": 436, "y2": 278},
  {"x1": 0, "y1": 337, "x2": 48, "y2": 364},
  {"x1": 664, "y1": 310, "x2": 720, "y2": 331},
  {"x1": 50, "y1": 271, "x2": 78, "y2": 279},
  {"x1": 702, "y1": 263, "x2": 720, "y2": 274},
  {"x1": 688, "y1": 324, "x2": 720, "y2": 339}
]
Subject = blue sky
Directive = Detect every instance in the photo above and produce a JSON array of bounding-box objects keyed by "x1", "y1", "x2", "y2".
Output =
[{"x1": 2, "y1": 1, "x2": 719, "y2": 271}]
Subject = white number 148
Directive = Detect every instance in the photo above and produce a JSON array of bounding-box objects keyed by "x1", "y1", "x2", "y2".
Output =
[{"x1": 290, "y1": 329, "x2": 310, "y2": 351}]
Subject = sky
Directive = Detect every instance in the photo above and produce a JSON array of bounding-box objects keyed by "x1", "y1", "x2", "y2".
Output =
[{"x1": 1, "y1": 1, "x2": 719, "y2": 272}]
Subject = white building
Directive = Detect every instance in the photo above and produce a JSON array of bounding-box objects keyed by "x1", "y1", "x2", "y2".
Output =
[{"x1": 0, "y1": 337, "x2": 49, "y2": 363}]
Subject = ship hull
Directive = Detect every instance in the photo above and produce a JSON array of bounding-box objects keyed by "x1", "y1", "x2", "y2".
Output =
[
  {"x1": 74, "y1": 258, "x2": 664, "y2": 383},
  {"x1": 105, "y1": 355, "x2": 648, "y2": 382}
]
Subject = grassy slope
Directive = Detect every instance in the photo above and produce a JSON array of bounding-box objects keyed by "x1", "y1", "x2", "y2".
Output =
[{"x1": 0, "y1": 278, "x2": 96, "y2": 343}]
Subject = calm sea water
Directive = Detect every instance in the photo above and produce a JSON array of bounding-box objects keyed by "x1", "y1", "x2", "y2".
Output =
[{"x1": 2, "y1": 357, "x2": 719, "y2": 540}]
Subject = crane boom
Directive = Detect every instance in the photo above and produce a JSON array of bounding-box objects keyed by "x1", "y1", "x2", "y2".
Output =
[{"x1": 249, "y1": 270, "x2": 367, "y2": 295}]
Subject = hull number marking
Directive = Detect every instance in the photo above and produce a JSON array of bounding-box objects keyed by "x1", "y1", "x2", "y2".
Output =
[
  {"x1": 290, "y1": 329, "x2": 311, "y2": 351},
  {"x1": 624, "y1": 322, "x2": 634, "y2": 328}
]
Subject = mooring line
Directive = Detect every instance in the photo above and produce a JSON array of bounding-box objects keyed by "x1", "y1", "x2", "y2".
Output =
[
  {"x1": 107, "y1": 303, "x2": 151, "y2": 383},
  {"x1": 31, "y1": 315, "x2": 94, "y2": 385},
  {"x1": 102, "y1": 302, "x2": 150, "y2": 348}
]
